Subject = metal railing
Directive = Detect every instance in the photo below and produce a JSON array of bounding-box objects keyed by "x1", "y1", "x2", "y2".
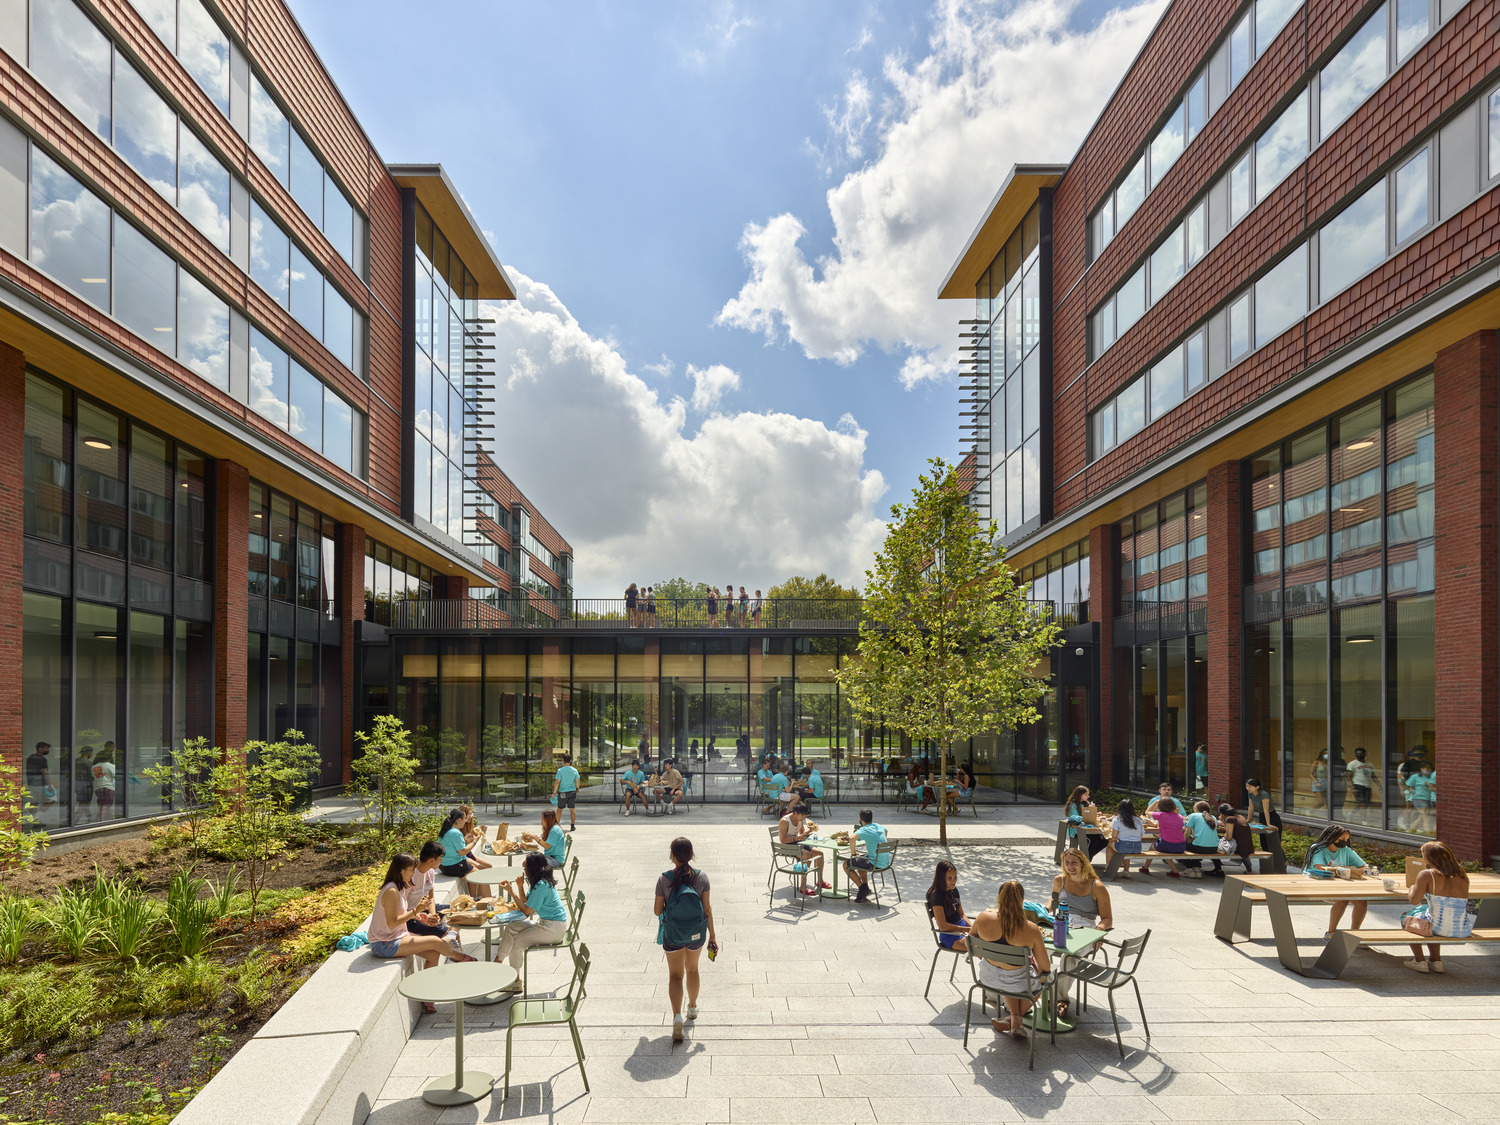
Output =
[{"x1": 389, "y1": 596, "x2": 868, "y2": 631}]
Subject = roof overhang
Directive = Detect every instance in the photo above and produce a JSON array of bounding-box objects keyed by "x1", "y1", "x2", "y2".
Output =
[
  {"x1": 387, "y1": 164, "x2": 516, "y2": 300},
  {"x1": 938, "y1": 164, "x2": 1068, "y2": 300}
]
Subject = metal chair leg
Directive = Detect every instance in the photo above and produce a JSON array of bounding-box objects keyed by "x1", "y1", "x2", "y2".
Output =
[
  {"x1": 1132, "y1": 978, "x2": 1150, "y2": 1040},
  {"x1": 963, "y1": 987, "x2": 974, "y2": 1049},
  {"x1": 569, "y1": 1017, "x2": 589, "y2": 1093},
  {"x1": 1107, "y1": 988, "x2": 1124, "y2": 1058},
  {"x1": 503, "y1": 1024, "x2": 515, "y2": 1097},
  {"x1": 949, "y1": 954, "x2": 958, "y2": 982},
  {"x1": 924, "y1": 949, "x2": 940, "y2": 997}
]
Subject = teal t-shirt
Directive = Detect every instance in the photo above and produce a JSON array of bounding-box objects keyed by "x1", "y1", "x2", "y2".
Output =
[
  {"x1": 1307, "y1": 844, "x2": 1366, "y2": 877},
  {"x1": 854, "y1": 823, "x2": 889, "y2": 869},
  {"x1": 770, "y1": 772, "x2": 789, "y2": 794},
  {"x1": 441, "y1": 827, "x2": 468, "y2": 867},
  {"x1": 526, "y1": 880, "x2": 568, "y2": 922},
  {"x1": 555, "y1": 765, "x2": 580, "y2": 792},
  {"x1": 1185, "y1": 812, "x2": 1219, "y2": 848},
  {"x1": 808, "y1": 770, "x2": 824, "y2": 799},
  {"x1": 623, "y1": 768, "x2": 646, "y2": 789},
  {"x1": 1195, "y1": 750, "x2": 1208, "y2": 777},
  {"x1": 544, "y1": 824, "x2": 567, "y2": 865},
  {"x1": 1406, "y1": 774, "x2": 1435, "y2": 801}
]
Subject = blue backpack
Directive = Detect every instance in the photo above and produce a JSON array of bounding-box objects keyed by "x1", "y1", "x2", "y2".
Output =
[{"x1": 658, "y1": 869, "x2": 706, "y2": 947}]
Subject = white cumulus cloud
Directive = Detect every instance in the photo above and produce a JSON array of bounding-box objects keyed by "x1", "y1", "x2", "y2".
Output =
[
  {"x1": 717, "y1": 0, "x2": 1167, "y2": 388},
  {"x1": 480, "y1": 270, "x2": 887, "y2": 598}
]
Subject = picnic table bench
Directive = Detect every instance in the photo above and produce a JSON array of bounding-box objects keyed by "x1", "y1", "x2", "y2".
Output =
[
  {"x1": 1213, "y1": 872, "x2": 1500, "y2": 978},
  {"x1": 1102, "y1": 845, "x2": 1270, "y2": 879}
]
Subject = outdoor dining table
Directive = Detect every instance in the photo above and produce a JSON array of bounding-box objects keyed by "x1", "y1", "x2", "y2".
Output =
[
  {"x1": 1026, "y1": 926, "x2": 1108, "y2": 1033},
  {"x1": 396, "y1": 961, "x2": 517, "y2": 1105},
  {"x1": 1213, "y1": 871, "x2": 1500, "y2": 978},
  {"x1": 805, "y1": 835, "x2": 852, "y2": 900}
]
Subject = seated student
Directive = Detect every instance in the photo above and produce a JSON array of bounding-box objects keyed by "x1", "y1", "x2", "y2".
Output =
[
  {"x1": 1182, "y1": 800, "x2": 1224, "y2": 877},
  {"x1": 621, "y1": 759, "x2": 650, "y2": 815},
  {"x1": 770, "y1": 764, "x2": 793, "y2": 808},
  {"x1": 403, "y1": 841, "x2": 450, "y2": 937},
  {"x1": 1405, "y1": 839, "x2": 1471, "y2": 974},
  {"x1": 955, "y1": 764, "x2": 975, "y2": 801},
  {"x1": 1139, "y1": 798, "x2": 1186, "y2": 877},
  {"x1": 905, "y1": 764, "x2": 930, "y2": 811},
  {"x1": 1104, "y1": 800, "x2": 1144, "y2": 878},
  {"x1": 1047, "y1": 849, "x2": 1112, "y2": 1019},
  {"x1": 806, "y1": 765, "x2": 825, "y2": 805},
  {"x1": 491, "y1": 852, "x2": 570, "y2": 993},
  {"x1": 1062, "y1": 786, "x2": 1107, "y2": 860},
  {"x1": 1217, "y1": 802, "x2": 1255, "y2": 870},
  {"x1": 844, "y1": 808, "x2": 890, "y2": 904},
  {"x1": 969, "y1": 879, "x2": 1053, "y2": 1040},
  {"x1": 521, "y1": 808, "x2": 568, "y2": 869},
  {"x1": 370, "y1": 853, "x2": 476, "y2": 1011},
  {"x1": 1304, "y1": 824, "x2": 1370, "y2": 941},
  {"x1": 778, "y1": 802, "x2": 828, "y2": 897},
  {"x1": 458, "y1": 803, "x2": 484, "y2": 848},
  {"x1": 657, "y1": 760, "x2": 686, "y2": 813},
  {"x1": 439, "y1": 808, "x2": 494, "y2": 895},
  {"x1": 1153, "y1": 781, "x2": 1187, "y2": 816},
  {"x1": 925, "y1": 860, "x2": 970, "y2": 952}
]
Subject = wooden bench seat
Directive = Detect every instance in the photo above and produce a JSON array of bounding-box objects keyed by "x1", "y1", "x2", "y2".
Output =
[
  {"x1": 1346, "y1": 928, "x2": 1500, "y2": 945},
  {"x1": 1104, "y1": 848, "x2": 1270, "y2": 879}
]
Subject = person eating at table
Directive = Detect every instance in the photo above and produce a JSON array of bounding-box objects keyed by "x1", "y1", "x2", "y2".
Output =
[
  {"x1": 926, "y1": 860, "x2": 970, "y2": 952},
  {"x1": 491, "y1": 852, "x2": 570, "y2": 993},
  {"x1": 439, "y1": 807, "x2": 495, "y2": 896},
  {"x1": 1138, "y1": 796, "x2": 1186, "y2": 878},
  {"x1": 1104, "y1": 799, "x2": 1145, "y2": 878},
  {"x1": 844, "y1": 808, "x2": 890, "y2": 904},
  {"x1": 657, "y1": 759, "x2": 686, "y2": 813},
  {"x1": 520, "y1": 807, "x2": 568, "y2": 870},
  {"x1": 966, "y1": 879, "x2": 1051, "y2": 1040},
  {"x1": 1182, "y1": 799, "x2": 1224, "y2": 877},
  {"x1": 1047, "y1": 848, "x2": 1112, "y2": 1021},
  {"x1": 622, "y1": 759, "x2": 650, "y2": 815},
  {"x1": 1063, "y1": 785, "x2": 1106, "y2": 860},
  {"x1": 769, "y1": 762, "x2": 793, "y2": 809},
  {"x1": 370, "y1": 852, "x2": 477, "y2": 1011},
  {"x1": 1304, "y1": 824, "x2": 1370, "y2": 942},
  {"x1": 905, "y1": 763, "x2": 931, "y2": 812},
  {"x1": 778, "y1": 801, "x2": 828, "y2": 897},
  {"x1": 1405, "y1": 839, "x2": 1470, "y2": 974}
]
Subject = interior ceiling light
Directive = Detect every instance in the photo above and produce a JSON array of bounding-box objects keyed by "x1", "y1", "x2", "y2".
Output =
[
  {"x1": 1347, "y1": 634, "x2": 1375, "y2": 644},
  {"x1": 82, "y1": 437, "x2": 112, "y2": 450},
  {"x1": 1347, "y1": 440, "x2": 1375, "y2": 450}
]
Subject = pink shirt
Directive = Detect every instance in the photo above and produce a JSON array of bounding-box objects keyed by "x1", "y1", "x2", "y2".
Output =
[
  {"x1": 1154, "y1": 810, "x2": 1186, "y2": 845},
  {"x1": 402, "y1": 868, "x2": 435, "y2": 912},
  {"x1": 368, "y1": 882, "x2": 409, "y2": 944}
]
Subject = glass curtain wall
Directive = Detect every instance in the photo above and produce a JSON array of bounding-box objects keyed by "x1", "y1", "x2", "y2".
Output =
[
  {"x1": 1241, "y1": 372, "x2": 1436, "y2": 834},
  {"x1": 21, "y1": 371, "x2": 214, "y2": 831}
]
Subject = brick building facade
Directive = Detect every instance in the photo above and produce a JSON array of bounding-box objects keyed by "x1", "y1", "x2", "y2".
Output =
[{"x1": 944, "y1": 0, "x2": 1499, "y2": 861}]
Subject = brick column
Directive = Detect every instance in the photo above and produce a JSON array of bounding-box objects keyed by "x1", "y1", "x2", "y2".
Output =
[
  {"x1": 0, "y1": 343, "x2": 23, "y2": 788},
  {"x1": 1433, "y1": 330, "x2": 1500, "y2": 863},
  {"x1": 339, "y1": 523, "x2": 365, "y2": 784},
  {"x1": 442, "y1": 575, "x2": 469, "y2": 600},
  {"x1": 1089, "y1": 522, "x2": 1119, "y2": 788},
  {"x1": 1206, "y1": 460, "x2": 1244, "y2": 805},
  {"x1": 214, "y1": 461, "x2": 250, "y2": 752}
]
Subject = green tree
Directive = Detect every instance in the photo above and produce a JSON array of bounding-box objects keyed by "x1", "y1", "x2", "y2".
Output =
[
  {"x1": 0, "y1": 758, "x2": 47, "y2": 871},
  {"x1": 765, "y1": 574, "x2": 862, "y2": 601},
  {"x1": 350, "y1": 717, "x2": 424, "y2": 856},
  {"x1": 210, "y1": 732, "x2": 320, "y2": 923},
  {"x1": 836, "y1": 457, "x2": 1060, "y2": 844},
  {"x1": 142, "y1": 736, "x2": 221, "y2": 861}
]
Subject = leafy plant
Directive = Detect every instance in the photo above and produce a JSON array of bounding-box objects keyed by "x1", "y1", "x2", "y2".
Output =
[
  {"x1": 105, "y1": 890, "x2": 160, "y2": 962},
  {"x1": 229, "y1": 949, "x2": 283, "y2": 1010},
  {"x1": 44, "y1": 885, "x2": 104, "y2": 961},
  {"x1": 0, "y1": 756, "x2": 48, "y2": 871},
  {"x1": 206, "y1": 868, "x2": 240, "y2": 917},
  {"x1": 140, "y1": 737, "x2": 221, "y2": 861},
  {"x1": 275, "y1": 864, "x2": 385, "y2": 966},
  {"x1": 0, "y1": 967, "x2": 104, "y2": 1050},
  {"x1": 0, "y1": 893, "x2": 34, "y2": 966},
  {"x1": 170, "y1": 955, "x2": 228, "y2": 1009},
  {"x1": 349, "y1": 716, "x2": 425, "y2": 856},
  {"x1": 163, "y1": 868, "x2": 220, "y2": 960}
]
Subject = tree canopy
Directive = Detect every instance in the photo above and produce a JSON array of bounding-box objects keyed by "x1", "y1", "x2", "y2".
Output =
[{"x1": 765, "y1": 574, "x2": 862, "y2": 601}]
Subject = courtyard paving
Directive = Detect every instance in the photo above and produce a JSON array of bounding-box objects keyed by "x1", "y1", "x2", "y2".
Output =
[{"x1": 363, "y1": 802, "x2": 1500, "y2": 1124}]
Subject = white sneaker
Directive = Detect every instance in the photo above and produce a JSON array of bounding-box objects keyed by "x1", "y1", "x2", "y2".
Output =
[
  {"x1": 1404, "y1": 958, "x2": 1429, "y2": 973},
  {"x1": 685, "y1": 1005, "x2": 698, "y2": 1020},
  {"x1": 1430, "y1": 960, "x2": 1445, "y2": 974},
  {"x1": 672, "y1": 1016, "x2": 684, "y2": 1042},
  {"x1": 1186, "y1": 868, "x2": 1203, "y2": 879},
  {"x1": 669, "y1": 804, "x2": 675, "y2": 815},
  {"x1": 625, "y1": 806, "x2": 631, "y2": 816}
]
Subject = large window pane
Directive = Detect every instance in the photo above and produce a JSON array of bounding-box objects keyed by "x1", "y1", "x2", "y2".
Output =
[
  {"x1": 1115, "y1": 265, "x2": 1146, "y2": 336},
  {"x1": 289, "y1": 130, "x2": 324, "y2": 228},
  {"x1": 249, "y1": 77, "x2": 289, "y2": 186},
  {"x1": 75, "y1": 601, "x2": 123, "y2": 823},
  {"x1": 1331, "y1": 400, "x2": 1383, "y2": 605},
  {"x1": 1390, "y1": 596, "x2": 1434, "y2": 835},
  {"x1": 32, "y1": 0, "x2": 111, "y2": 140},
  {"x1": 250, "y1": 202, "x2": 290, "y2": 307},
  {"x1": 325, "y1": 183, "x2": 355, "y2": 267},
  {"x1": 1283, "y1": 426, "x2": 1327, "y2": 613},
  {"x1": 1394, "y1": 0, "x2": 1429, "y2": 62},
  {"x1": 178, "y1": 269, "x2": 229, "y2": 388},
  {"x1": 413, "y1": 436, "x2": 431, "y2": 522},
  {"x1": 288, "y1": 359, "x2": 322, "y2": 447},
  {"x1": 128, "y1": 425, "x2": 171, "y2": 570},
  {"x1": 1257, "y1": 0, "x2": 1300, "y2": 49},
  {"x1": 1229, "y1": 12, "x2": 1252, "y2": 87},
  {"x1": 131, "y1": 0, "x2": 175, "y2": 50},
  {"x1": 449, "y1": 382, "x2": 464, "y2": 461},
  {"x1": 175, "y1": 446, "x2": 208, "y2": 581},
  {"x1": 1334, "y1": 603, "x2": 1382, "y2": 829},
  {"x1": 289, "y1": 243, "x2": 323, "y2": 339},
  {"x1": 1005, "y1": 450, "x2": 1021, "y2": 533},
  {"x1": 325, "y1": 283, "x2": 354, "y2": 370},
  {"x1": 1149, "y1": 105, "x2": 1185, "y2": 188},
  {"x1": 1394, "y1": 147, "x2": 1429, "y2": 244},
  {"x1": 1244, "y1": 622, "x2": 1282, "y2": 808},
  {"x1": 1230, "y1": 155, "x2": 1252, "y2": 224},
  {"x1": 1021, "y1": 349, "x2": 1040, "y2": 440},
  {"x1": 1149, "y1": 345, "x2": 1184, "y2": 420},
  {"x1": 113, "y1": 221, "x2": 176, "y2": 352},
  {"x1": 1115, "y1": 156, "x2": 1146, "y2": 228},
  {"x1": 178, "y1": 0, "x2": 229, "y2": 114},
  {"x1": 1022, "y1": 434, "x2": 1040, "y2": 525},
  {"x1": 30, "y1": 150, "x2": 111, "y2": 308},
  {"x1": 1255, "y1": 88, "x2": 1308, "y2": 203},
  {"x1": 23, "y1": 592, "x2": 69, "y2": 831},
  {"x1": 1287, "y1": 612, "x2": 1328, "y2": 819},
  {"x1": 114, "y1": 58, "x2": 176, "y2": 201},
  {"x1": 324, "y1": 388, "x2": 353, "y2": 474},
  {"x1": 1386, "y1": 375, "x2": 1434, "y2": 595},
  {"x1": 129, "y1": 610, "x2": 172, "y2": 815},
  {"x1": 1320, "y1": 6, "x2": 1387, "y2": 138},
  {"x1": 24, "y1": 374, "x2": 71, "y2": 545},
  {"x1": 178, "y1": 127, "x2": 230, "y2": 254},
  {"x1": 1319, "y1": 180, "x2": 1386, "y2": 300},
  {"x1": 76, "y1": 399, "x2": 126, "y2": 558},
  {"x1": 1005, "y1": 374, "x2": 1021, "y2": 453},
  {"x1": 1021, "y1": 264, "x2": 1040, "y2": 355},
  {"x1": 1255, "y1": 244, "x2": 1307, "y2": 348},
  {"x1": 1149, "y1": 226, "x2": 1184, "y2": 303},
  {"x1": 249, "y1": 328, "x2": 289, "y2": 429},
  {"x1": 1117, "y1": 377, "x2": 1146, "y2": 442}
]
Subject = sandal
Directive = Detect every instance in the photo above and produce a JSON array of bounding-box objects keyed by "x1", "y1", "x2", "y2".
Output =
[
  {"x1": 422, "y1": 1002, "x2": 437, "y2": 1014},
  {"x1": 1056, "y1": 998, "x2": 1070, "y2": 1019}
]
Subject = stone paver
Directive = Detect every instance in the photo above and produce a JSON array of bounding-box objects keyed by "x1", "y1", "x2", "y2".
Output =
[{"x1": 364, "y1": 802, "x2": 1500, "y2": 1124}]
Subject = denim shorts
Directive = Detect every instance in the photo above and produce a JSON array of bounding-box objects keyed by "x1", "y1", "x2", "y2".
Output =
[
  {"x1": 370, "y1": 938, "x2": 403, "y2": 958},
  {"x1": 1113, "y1": 840, "x2": 1142, "y2": 854}
]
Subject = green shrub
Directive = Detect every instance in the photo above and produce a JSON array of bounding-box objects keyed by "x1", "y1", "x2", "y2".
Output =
[
  {"x1": 0, "y1": 894, "x2": 34, "y2": 966},
  {"x1": 43, "y1": 885, "x2": 104, "y2": 961},
  {"x1": 0, "y1": 967, "x2": 105, "y2": 1050},
  {"x1": 275, "y1": 865, "x2": 384, "y2": 966},
  {"x1": 163, "y1": 869, "x2": 220, "y2": 960},
  {"x1": 170, "y1": 955, "x2": 229, "y2": 1009},
  {"x1": 105, "y1": 890, "x2": 161, "y2": 962},
  {"x1": 230, "y1": 949, "x2": 284, "y2": 1011}
]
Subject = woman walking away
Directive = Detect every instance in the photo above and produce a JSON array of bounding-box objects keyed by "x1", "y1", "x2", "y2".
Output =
[
  {"x1": 1404, "y1": 840, "x2": 1471, "y2": 973},
  {"x1": 1048, "y1": 849, "x2": 1111, "y2": 1020},
  {"x1": 967, "y1": 880, "x2": 1052, "y2": 1040},
  {"x1": 656, "y1": 837, "x2": 715, "y2": 1043},
  {"x1": 1304, "y1": 824, "x2": 1369, "y2": 941},
  {"x1": 1105, "y1": 799, "x2": 1144, "y2": 878},
  {"x1": 1063, "y1": 785, "x2": 1106, "y2": 860},
  {"x1": 370, "y1": 853, "x2": 476, "y2": 1011},
  {"x1": 926, "y1": 860, "x2": 971, "y2": 953},
  {"x1": 492, "y1": 853, "x2": 569, "y2": 994}
]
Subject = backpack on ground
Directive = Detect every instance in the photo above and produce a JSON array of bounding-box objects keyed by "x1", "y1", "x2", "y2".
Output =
[{"x1": 659, "y1": 868, "x2": 706, "y2": 947}]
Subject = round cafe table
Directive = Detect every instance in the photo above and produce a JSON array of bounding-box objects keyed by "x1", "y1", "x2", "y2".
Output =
[
  {"x1": 455, "y1": 868, "x2": 526, "y2": 1005},
  {"x1": 397, "y1": 961, "x2": 517, "y2": 1105}
]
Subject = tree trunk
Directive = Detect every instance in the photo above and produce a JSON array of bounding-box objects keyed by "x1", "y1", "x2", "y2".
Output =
[{"x1": 937, "y1": 740, "x2": 948, "y2": 847}]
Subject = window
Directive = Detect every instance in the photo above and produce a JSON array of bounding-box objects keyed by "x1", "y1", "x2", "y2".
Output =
[
  {"x1": 1254, "y1": 244, "x2": 1308, "y2": 348},
  {"x1": 114, "y1": 58, "x2": 176, "y2": 200},
  {"x1": 1230, "y1": 155, "x2": 1252, "y2": 224},
  {"x1": 1117, "y1": 378, "x2": 1145, "y2": 443},
  {"x1": 1255, "y1": 89, "x2": 1308, "y2": 203},
  {"x1": 250, "y1": 79, "x2": 290, "y2": 187},
  {"x1": 1394, "y1": 147, "x2": 1429, "y2": 243},
  {"x1": 1149, "y1": 105, "x2": 1185, "y2": 189},
  {"x1": 290, "y1": 129, "x2": 324, "y2": 227},
  {"x1": 246, "y1": 326, "x2": 365, "y2": 472},
  {"x1": 1320, "y1": 6, "x2": 1387, "y2": 138},
  {"x1": 176, "y1": 0, "x2": 228, "y2": 114},
  {"x1": 288, "y1": 359, "x2": 322, "y2": 445},
  {"x1": 1394, "y1": 0, "x2": 1430, "y2": 61},
  {"x1": 113, "y1": 221, "x2": 175, "y2": 352},
  {"x1": 1149, "y1": 346, "x2": 1184, "y2": 418},
  {"x1": 250, "y1": 201, "x2": 290, "y2": 307},
  {"x1": 1116, "y1": 156, "x2": 1146, "y2": 229},
  {"x1": 1185, "y1": 75, "x2": 1207, "y2": 144},
  {"x1": 249, "y1": 328, "x2": 289, "y2": 429},
  {"x1": 1319, "y1": 180, "x2": 1386, "y2": 300},
  {"x1": 1257, "y1": 0, "x2": 1300, "y2": 47},
  {"x1": 178, "y1": 127, "x2": 230, "y2": 253},
  {"x1": 1186, "y1": 201, "x2": 1207, "y2": 267},
  {"x1": 1229, "y1": 293, "x2": 1251, "y2": 362},
  {"x1": 30, "y1": 149, "x2": 111, "y2": 308},
  {"x1": 1116, "y1": 266, "x2": 1146, "y2": 337},
  {"x1": 1490, "y1": 91, "x2": 1500, "y2": 180},
  {"x1": 290, "y1": 244, "x2": 323, "y2": 338},
  {"x1": 1229, "y1": 13, "x2": 1253, "y2": 88},
  {"x1": 323, "y1": 388, "x2": 354, "y2": 474},
  {"x1": 31, "y1": 0, "x2": 110, "y2": 141},
  {"x1": 1149, "y1": 226, "x2": 1185, "y2": 303},
  {"x1": 178, "y1": 269, "x2": 228, "y2": 389}
]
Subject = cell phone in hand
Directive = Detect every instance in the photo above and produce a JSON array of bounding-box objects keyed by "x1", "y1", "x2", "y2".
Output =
[{"x1": 707, "y1": 939, "x2": 719, "y2": 961}]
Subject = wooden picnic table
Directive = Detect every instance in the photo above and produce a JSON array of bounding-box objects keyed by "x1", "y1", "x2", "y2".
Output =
[{"x1": 1213, "y1": 871, "x2": 1500, "y2": 978}]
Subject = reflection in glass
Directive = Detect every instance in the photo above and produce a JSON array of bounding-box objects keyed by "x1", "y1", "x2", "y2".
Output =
[
  {"x1": 1150, "y1": 226, "x2": 1185, "y2": 302},
  {"x1": 32, "y1": 0, "x2": 111, "y2": 140},
  {"x1": 75, "y1": 601, "x2": 123, "y2": 822},
  {"x1": 1320, "y1": 6, "x2": 1386, "y2": 138},
  {"x1": 325, "y1": 284, "x2": 354, "y2": 371},
  {"x1": 324, "y1": 389, "x2": 353, "y2": 473},
  {"x1": 178, "y1": 127, "x2": 230, "y2": 253},
  {"x1": 290, "y1": 243, "x2": 323, "y2": 339},
  {"x1": 177, "y1": 269, "x2": 229, "y2": 389},
  {"x1": 1254, "y1": 244, "x2": 1307, "y2": 348},
  {"x1": 1386, "y1": 375, "x2": 1434, "y2": 595},
  {"x1": 129, "y1": 426, "x2": 171, "y2": 570},
  {"x1": 1334, "y1": 603, "x2": 1381, "y2": 828},
  {"x1": 31, "y1": 150, "x2": 111, "y2": 307},
  {"x1": 288, "y1": 360, "x2": 322, "y2": 446},
  {"x1": 113, "y1": 221, "x2": 176, "y2": 353},
  {"x1": 1287, "y1": 613, "x2": 1328, "y2": 818},
  {"x1": 1255, "y1": 89, "x2": 1308, "y2": 203},
  {"x1": 1391, "y1": 596, "x2": 1434, "y2": 835},
  {"x1": 22, "y1": 592, "x2": 69, "y2": 831},
  {"x1": 1319, "y1": 180, "x2": 1385, "y2": 300},
  {"x1": 1394, "y1": 148, "x2": 1429, "y2": 244},
  {"x1": 249, "y1": 328, "x2": 289, "y2": 429},
  {"x1": 1394, "y1": 0, "x2": 1429, "y2": 62},
  {"x1": 129, "y1": 611, "x2": 171, "y2": 814},
  {"x1": 250, "y1": 77, "x2": 289, "y2": 185},
  {"x1": 1115, "y1": 156, "x2": 1145, "y2": 228},
  {"x1": 114, "y1": 58, "x2": 176, "y2": 201},
  {"x1": 24, "y1": 374, "x2": 71, "y2": 544},
  {"x1": 76, "y1": 399, "x2": 126, "y2": 558},
  {"x1": 131, "y1": 0, "x2": 176, "y2": 49},
  {"x1": 1149, "y1": 105, "x2": 1184, "y2": 188},
  {"x1": 290, "y1": 129, "x2": 324, "y2": 227},
  {"x1": 325, "y1": 184, "x2": 355, "y2": 267},
  {"x1": 250, "y1": 202, "x2": 290, "y2": 306},
  {"x1": 178, "y1": 0, "x2": 229, "y2": 114}
]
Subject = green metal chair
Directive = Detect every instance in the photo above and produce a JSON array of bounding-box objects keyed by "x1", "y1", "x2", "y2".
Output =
[
  {"x1": 962, "y1": 937, "x2": 1056, "y2": 1068},
  {"x1": 758, "y1": 778, "x2": 781, "y2": 816},
  {"x1": 503, "y1": 942, "x2": 591, "y2": 1098},
  {"x1": 521, "y1": 888, "x2": 585, "y2": 994},
  {"x1": 923, "y1": 901, "x2": 964, "y2": 997},
  {"x1": 560, "y1": 855, "x2": 580, "y2": 902},
  {"x1": 871, "y1": 841, "x2": 901, "y2": 904},
  {"x1": 1059, "y1": 929, "x2": 1152, "y2": 1058},
  {"x1": 770, "y1": 842, "x2": 814, "y2": 911}
]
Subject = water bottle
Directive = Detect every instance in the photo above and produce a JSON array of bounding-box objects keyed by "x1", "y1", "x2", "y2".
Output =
[{"x1": 1053, "y1": 899, "x2": 1069, "y2": 949}]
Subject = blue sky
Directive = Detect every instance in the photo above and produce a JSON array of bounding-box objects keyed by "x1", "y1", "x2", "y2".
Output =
[{"x1": 292, "y1": 0, "x2": 1163, "y2": 596}]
